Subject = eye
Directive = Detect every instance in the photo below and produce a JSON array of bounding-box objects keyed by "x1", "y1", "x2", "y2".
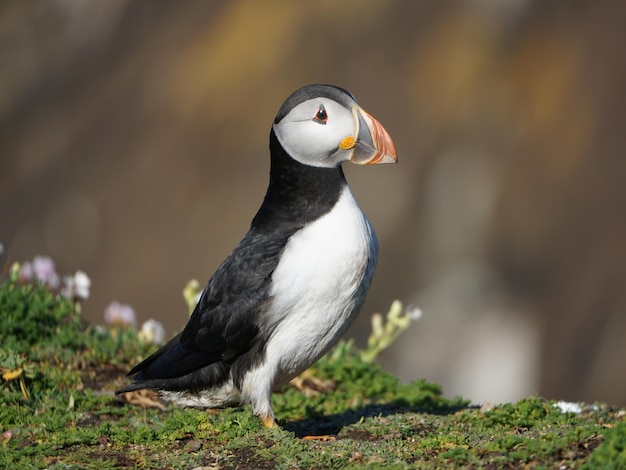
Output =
[{"x1": 312, "y1": 104, "x2": 328, "y2": 124}]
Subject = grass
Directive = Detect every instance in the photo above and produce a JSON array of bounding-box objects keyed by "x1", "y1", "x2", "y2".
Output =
[{"x1": 1, "y1": 273, "x2": 625, "y2": 469}]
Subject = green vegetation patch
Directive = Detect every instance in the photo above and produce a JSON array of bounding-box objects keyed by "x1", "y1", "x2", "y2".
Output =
[{"x1": 1, "y1": 272, "x2": 625, "y2": 469}]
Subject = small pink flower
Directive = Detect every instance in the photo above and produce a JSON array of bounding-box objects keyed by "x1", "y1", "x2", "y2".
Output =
[
  {"x1": 104, "y1": 301, "x2": 137, "y2": 328},
  {"x1": 1, "y1": 429, "x2": 12, "y2": 444},
  {"x1": 18, "y1": 262, "x2": 34, "y2": 282},
  {"x1": 32, "y1": 256, "x2": 60, "y2": 289}
]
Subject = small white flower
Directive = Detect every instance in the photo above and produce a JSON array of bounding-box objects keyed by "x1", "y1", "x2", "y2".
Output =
[
  {"x1": 554, "y1": 401, "x2": 583, "y2": 414},
  {"x1": 73, "y1": 271, "x2": 91, "y2": 299},
  {"x1": 405, "y1": 304, "x2": 423, "y2": 321},
  {"x1": 93, "y1": 325, "x2": 108, "y2": 336},
  {"x1": 138, "y1": 319, "x2": 166, "y2": 345},
  {"x1": 104, "y1": 301, "x2": 137, "y2": 328},
  {"x1": 62, "y1": 271, "x2": 91, "y2": 300}
]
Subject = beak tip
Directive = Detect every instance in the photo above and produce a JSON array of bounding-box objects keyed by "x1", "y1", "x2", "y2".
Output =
[{"x1": 376, "y1": 153, "x2": 398, "y2": 163}]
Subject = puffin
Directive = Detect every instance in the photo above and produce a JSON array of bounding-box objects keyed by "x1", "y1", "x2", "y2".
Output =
[{"x1": 116, "y1": 84, "x2": 397, "y2": 428}]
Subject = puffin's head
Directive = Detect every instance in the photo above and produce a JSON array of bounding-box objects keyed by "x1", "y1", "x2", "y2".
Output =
[{"x1": 272, "y1": 84, "x2": 398, "y2": 168}]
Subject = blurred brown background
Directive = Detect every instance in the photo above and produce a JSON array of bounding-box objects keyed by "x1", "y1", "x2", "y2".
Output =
[{"x1": 2, "y1": 1, "x2": 625, "y2": 406}]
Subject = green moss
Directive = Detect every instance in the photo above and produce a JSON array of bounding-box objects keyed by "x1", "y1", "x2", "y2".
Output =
[{"x1": 583, "y1": 421, "x2": 626, "y2": 469}]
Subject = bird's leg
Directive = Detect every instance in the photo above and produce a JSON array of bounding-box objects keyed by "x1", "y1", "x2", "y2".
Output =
[{"x1": 246, "y1": 376, "x2": 277, "y2": 428}]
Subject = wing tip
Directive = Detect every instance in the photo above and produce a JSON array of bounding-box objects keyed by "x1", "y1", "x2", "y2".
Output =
[{"x1": 115, "y1": 382, "x2": 145, "y2": 395}]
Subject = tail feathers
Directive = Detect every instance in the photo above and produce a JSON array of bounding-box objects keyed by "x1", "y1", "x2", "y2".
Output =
[{"x1": 116, "y1": 360, "x2": 232, "y2": 396}]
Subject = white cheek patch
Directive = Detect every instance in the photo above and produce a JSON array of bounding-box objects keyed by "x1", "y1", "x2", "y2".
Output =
[
  {"x1": 277, "y1": 121, "x2": 345, "y2": 164},
  {"x1": 273, "y1": 99, "x2": 356, "y2": 168}
]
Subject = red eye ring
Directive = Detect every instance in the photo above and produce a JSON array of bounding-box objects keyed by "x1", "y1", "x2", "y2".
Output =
[{"x1": 313, "y1": 104, "x2": 328, "y2": 124}]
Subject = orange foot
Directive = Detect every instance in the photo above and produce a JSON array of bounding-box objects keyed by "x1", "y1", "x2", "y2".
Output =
[
  {"x1": 303, "y1": 435, "x2": 336, "y2": 441},
  {"x1": 260, "y1": 414, "x2": 277, "y2": 428}
]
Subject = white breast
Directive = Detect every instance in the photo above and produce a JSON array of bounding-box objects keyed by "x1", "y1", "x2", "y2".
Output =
[{"x1": 261, "y1": 186, "x2": 378, "y2": 384}]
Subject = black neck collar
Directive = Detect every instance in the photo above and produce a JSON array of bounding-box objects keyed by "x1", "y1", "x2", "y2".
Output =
[{"x1": 250, "y1": 129, "x2": 347, "y2": 233}]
